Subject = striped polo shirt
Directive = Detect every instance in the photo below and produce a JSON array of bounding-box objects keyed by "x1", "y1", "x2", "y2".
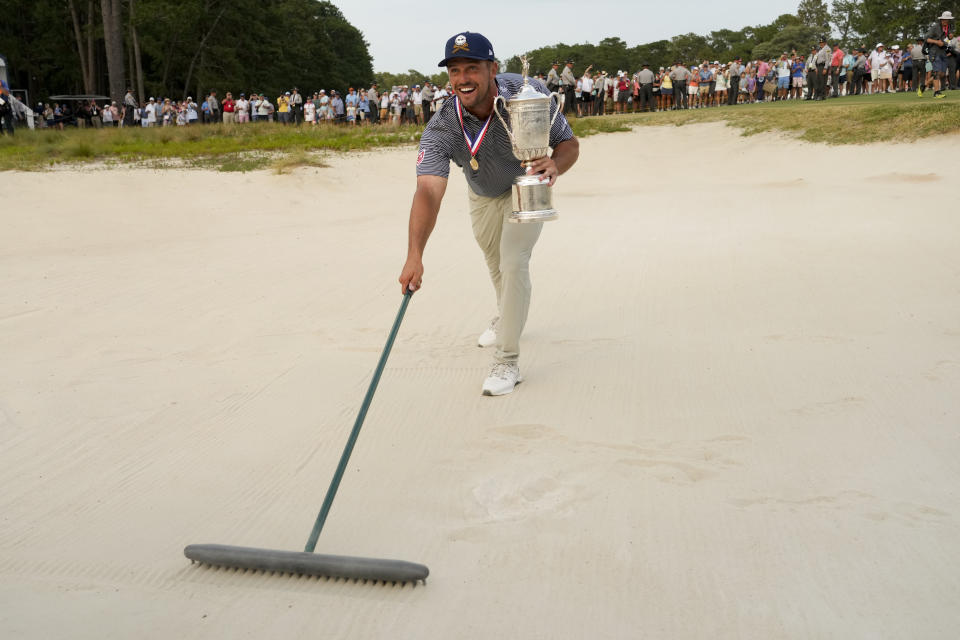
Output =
[{"x1": 416, "y1": 73, "x2": 574, "y2": 198}]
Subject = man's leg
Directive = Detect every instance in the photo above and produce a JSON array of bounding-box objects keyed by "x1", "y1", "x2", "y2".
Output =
[{"x1": 468, "y1": 188, "x2": 543, "y2": 364}]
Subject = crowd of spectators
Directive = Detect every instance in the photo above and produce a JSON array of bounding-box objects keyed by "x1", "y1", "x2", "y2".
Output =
[
  {"x1": 11, "y1": 14, "x2": 960, "y2": 135},
  {"x1": 544, "y1": 34, "x2": 959, "y2": 115},
  {"x1": 26, "y1": 81, "x2": 463, "y2": 131}
]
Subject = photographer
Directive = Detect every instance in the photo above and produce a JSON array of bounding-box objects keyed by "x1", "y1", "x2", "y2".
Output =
[{"x1": 924, "y1": 10, "x2": 954, "y2": 98}]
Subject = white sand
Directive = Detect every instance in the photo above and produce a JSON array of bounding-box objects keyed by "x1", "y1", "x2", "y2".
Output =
[{"x1": 1, "y1": 124, "x2": 958, "y2": 638}]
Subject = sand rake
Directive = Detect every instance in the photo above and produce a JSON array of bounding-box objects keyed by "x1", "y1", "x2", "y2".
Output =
[{"x1": 185, "y1": 289, "x2": 428, "y2": 584}]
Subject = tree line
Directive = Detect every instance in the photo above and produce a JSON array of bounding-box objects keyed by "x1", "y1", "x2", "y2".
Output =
[
  {"x1": 0, "y1": 0, "x2": 373, "y2": 104},
  {"x1": 501, "y1": 0, "x2": 958, "y2": 76},
  {"x1": 3, "y1": 0, "x2": 956, "y2": 105}
]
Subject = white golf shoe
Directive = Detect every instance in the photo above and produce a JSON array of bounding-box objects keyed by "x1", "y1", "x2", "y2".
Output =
[
  {"x1": 477, "y1": 317, "x2": 498, "y2": 347},
  {"x1": 481, "y1": 361, "x2": 523, "y2": 396}
]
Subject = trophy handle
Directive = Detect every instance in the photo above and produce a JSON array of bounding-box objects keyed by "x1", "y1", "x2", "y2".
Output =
[
  {"x1": 493, "y1": 95, "x2": 518, "y2": 147},
  {"x1": 549, "y1": 91, "x2": 564, "y2": 128}
]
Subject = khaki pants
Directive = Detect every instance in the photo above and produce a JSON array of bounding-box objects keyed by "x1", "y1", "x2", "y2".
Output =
[
  {"x1": 468, "y1": 188, "x2": 543, "y2": 364},
  {"x1": 223, "y1": 111, "x2": 236, "y2": 124}
]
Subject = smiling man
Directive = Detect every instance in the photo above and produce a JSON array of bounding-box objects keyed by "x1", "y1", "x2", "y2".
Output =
[{"x1": 398, "y1": 31, "x2": 580, "y2": 396}]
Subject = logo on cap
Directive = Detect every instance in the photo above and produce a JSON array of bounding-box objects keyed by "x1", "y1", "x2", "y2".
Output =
[{"x1": 453, "y1": 34, "x2": 470, "y2": 53}]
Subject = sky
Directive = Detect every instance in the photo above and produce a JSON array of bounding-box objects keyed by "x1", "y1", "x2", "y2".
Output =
[{"x1": 339, "y1": 0, "x2": 802, "y2": 74}]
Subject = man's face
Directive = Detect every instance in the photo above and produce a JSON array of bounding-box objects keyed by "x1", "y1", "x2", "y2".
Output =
[
  {"x1": 226, "y1": 92, "x2": 232, "y2": 99},
  {"x1": 446, "y1": 58, "x2": 498, "y2": 111}
]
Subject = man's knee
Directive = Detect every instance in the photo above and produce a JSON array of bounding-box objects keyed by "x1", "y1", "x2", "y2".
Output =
[{"x1": 499, "y1": 251, "x2": 532, "y2": 276}]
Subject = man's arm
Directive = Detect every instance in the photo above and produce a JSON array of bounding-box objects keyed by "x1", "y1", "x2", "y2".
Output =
[
  {"x1": 526, "y1": 136, "x2": 580, "y2": 188},
  {"x1": 399, "y1": 174, "x2": 448, "y2": 293}
]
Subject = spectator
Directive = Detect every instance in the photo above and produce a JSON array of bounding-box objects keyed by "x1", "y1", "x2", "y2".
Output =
[
  {"x1": 318, "y1": 89, "x2": 331, "y2": 121},
  {"x1": 277, "y1": 92, "x2": 290, "y2": 123},
  {"x1": 869, "y1": 43, "x2": 891, "y2": 94},
  {"x1": 579, "y1": 65, "x2": 594, "y2": 117},
  {"x1": 421, "y1": 82, "x2": 435, "y2": 124},
  {"x1": 389, "y1": 91, "x2": 400, "y2": 124},
  {"x1": 412, "y1": 85, "x2": 423, "y2": 124},
  {"x1": 290, "y1": 88, "x2": 303, "y2": 124},
  {"x1": 358, "y1": 89, "x2": 370, "y2": 123},
  {"x1": 660, "y1": 69, "x2": 673, "y2": 110},
  {"x1": 755, "y1": 57, "x2": 770, "y2": 101},
  {"x1": 898, "y1": 46, "x2": 912, "y2": 91},
  {"x1": 256, "y1": 94, "x2": 274, "y2": 121},
  {"x1": 235, "y1": 93, "x2": 248, "y2": 123},
  {"x1": 670, "y1": 62, "x2": 691, "y2": 109},
  {"x1": 0, "y1": 87, "x2": 15, "y2": 135},
  {"x1": 207, "y1": 90, "x2": 220, "y2": 122},
  {"x1": 345, "y1": 87, "x2": 359, "y2": 125},
  {"x1": 727, "y1": 57, "x2": 742, "y2": 105},
  {"x1": 830, "y1": 44, "x2": 845, "y2": 97},
  {"x1": 185, "y1": 96, "x2": 199, "y2": 124},
  {"x1": 912, "y1": 39, "x2": 927, "y2": 96},
  {"x1": 636, "y1": 64, "x2": 654, "y2": 112},
  {"x1": 222, "y1": 91, "x2": 236, "y2": 124},
  {"x1": 123, "y1": 88, "x2": 137, "y2": 127},
  {"x1": 145, "y1": 98, "x2": 157, "y2": 126},
  {"x1": 546, "y1": 62, "x2": 560, "y2": 92},
  {"x1": 615, "y1": 72, "x2": 629, "y2": 113},
  {"x1": 924, "y1": 10, "x2": 954, "y2": 98},
  {"x1": 693, "y1": 63, "x2": 708, "y2": 107},
  {"x1": 774, "y1": 53, "x2": 790, "y2": 100},
  {"x1": 367, "y1": 83, "x2": 380, "y2": 124},
  {"x1": 331, "y1": 90, "x2": 345, "y2": 122},
  {"x1": 560, "y1": 60, "x2": 576, "y2": 114}
]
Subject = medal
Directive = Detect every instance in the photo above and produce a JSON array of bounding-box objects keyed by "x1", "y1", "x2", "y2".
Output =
[{"x1": 456, "y1": 96, "x2": 491, "y2": 173}]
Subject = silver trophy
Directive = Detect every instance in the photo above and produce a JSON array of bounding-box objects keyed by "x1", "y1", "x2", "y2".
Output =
[{"x1": 493, "y1": 56, "x2": 564, "y2": 223}]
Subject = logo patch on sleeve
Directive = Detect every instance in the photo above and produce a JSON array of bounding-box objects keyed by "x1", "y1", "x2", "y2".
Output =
[{"x1": 417, "y1": 149, "x2": 425, "y2": 165}]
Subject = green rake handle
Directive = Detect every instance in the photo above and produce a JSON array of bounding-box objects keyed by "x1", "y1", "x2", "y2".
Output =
[{"x1": 304, "y1": 289, "x2": 414, "y2": 553}]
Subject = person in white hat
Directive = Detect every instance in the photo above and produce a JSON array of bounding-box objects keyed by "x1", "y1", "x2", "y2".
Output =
[
  {"x1": 869, "y1": 43, "x2": 889, "y2": 93},
  {"x1": 923, "y1": 10, "x2": 955, "y2": 98}
]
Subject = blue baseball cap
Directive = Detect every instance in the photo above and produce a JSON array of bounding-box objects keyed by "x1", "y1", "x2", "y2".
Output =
[{"x1": 438, "y1": 31, "x2": 495, "y2": 67}]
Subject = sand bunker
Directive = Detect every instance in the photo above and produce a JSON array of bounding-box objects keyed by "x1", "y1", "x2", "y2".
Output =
[{"x1": 1, "y1": 123, "x2": 958, "y2": 638}]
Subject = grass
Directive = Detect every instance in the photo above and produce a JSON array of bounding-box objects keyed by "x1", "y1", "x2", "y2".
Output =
[
  {"x1": 0, "y1": 122, "x2": 422, "y2": 171},
  {"x1": 271, "y1": 150, "x2": 330, "y2": 174},
  {"x1": 586, "y1": 89, "x2": 960, "y2": 144},
  {"x1": 3, "y1": 91, "x2": 958, "y2": 171}
]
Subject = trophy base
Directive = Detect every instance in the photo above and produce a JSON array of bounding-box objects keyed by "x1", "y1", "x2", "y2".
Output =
[
  {"x1": 508, "y1": 209, "x2": 558, "y2": 224},
  {"x1": 510, "y1": 174, "x2": 558, "y2": 224}
]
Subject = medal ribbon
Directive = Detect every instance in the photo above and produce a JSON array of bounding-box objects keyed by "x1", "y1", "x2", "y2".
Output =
[{"x1": 455, "y1": 96, "x2": 492, "y2": 164}]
